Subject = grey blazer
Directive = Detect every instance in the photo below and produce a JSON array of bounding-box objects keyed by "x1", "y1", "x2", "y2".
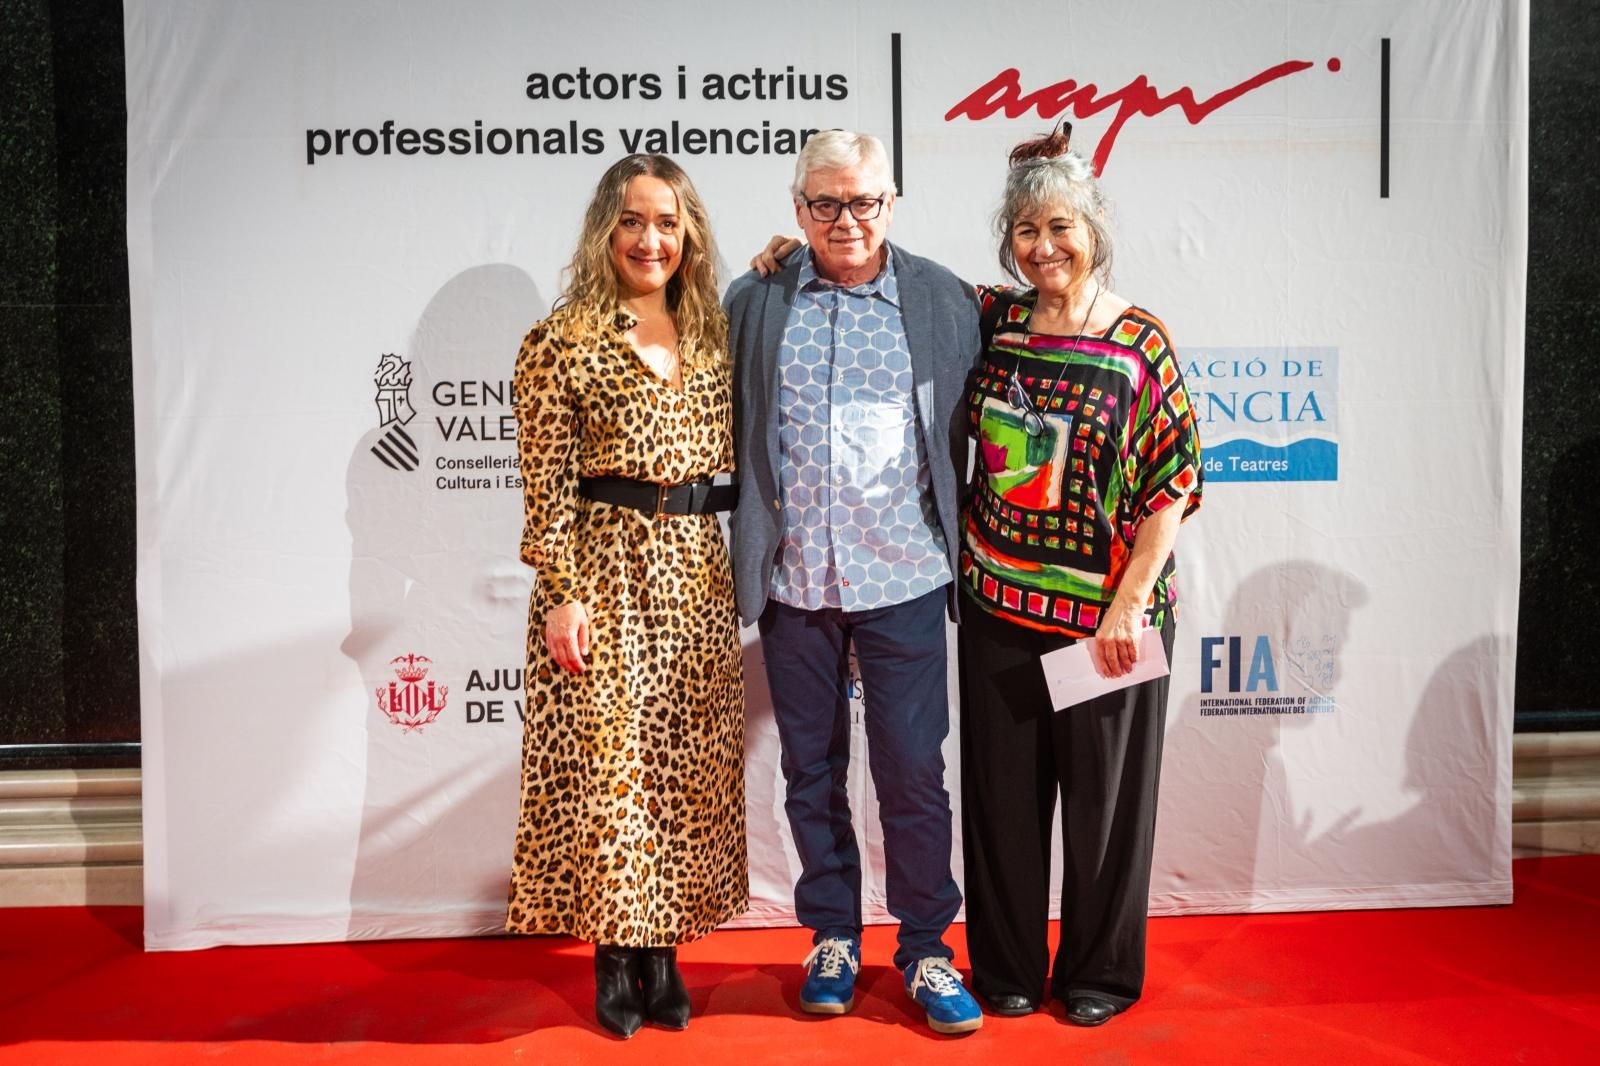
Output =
[{"x1": 723, "y1": 243, "x2": 982, "y2": 626}]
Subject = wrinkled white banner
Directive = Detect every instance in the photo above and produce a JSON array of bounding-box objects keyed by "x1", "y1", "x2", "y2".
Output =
[{"x1": 127, "y1": 0, "x2": 1524, "y2": 948}]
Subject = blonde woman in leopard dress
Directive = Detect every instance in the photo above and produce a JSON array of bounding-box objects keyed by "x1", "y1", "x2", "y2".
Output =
[{"x1": 507, "y1": 154, "x2": 745, "y2": 1039}]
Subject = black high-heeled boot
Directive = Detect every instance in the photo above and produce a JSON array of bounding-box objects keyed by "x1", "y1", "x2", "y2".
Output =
[
  {"x1": 594, "y1": 944, "x2": 645, "y2": 1038},
  {"x1": 639, "y1": 946, "x2": 691, "y2": 1030}
]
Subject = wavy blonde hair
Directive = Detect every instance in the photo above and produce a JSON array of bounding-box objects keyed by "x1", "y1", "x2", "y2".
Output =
[{"x1": 558, "y1": 154, "x2": 727, "y2": 369}]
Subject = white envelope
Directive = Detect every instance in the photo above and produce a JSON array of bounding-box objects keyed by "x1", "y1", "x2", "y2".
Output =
[{"x1": 1040, "y1": 628, "x2": 1170, "y2": 711}]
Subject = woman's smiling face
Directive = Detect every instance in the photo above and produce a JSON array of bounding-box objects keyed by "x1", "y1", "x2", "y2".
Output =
[
  {"x1": 1010, "y1": 204, "x2": 1095, "y2": 297},
  {"x1": 610, "y1": 174, "x2": 683, "y2": 299}
]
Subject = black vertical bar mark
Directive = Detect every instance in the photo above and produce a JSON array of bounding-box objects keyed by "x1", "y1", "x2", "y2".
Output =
[
  {"x1": 1380, "y1": 37, "x2": 1390, "y2": 198},
  {"x1": 891, "y1": 32, "x2": 904, "y2": 196}
]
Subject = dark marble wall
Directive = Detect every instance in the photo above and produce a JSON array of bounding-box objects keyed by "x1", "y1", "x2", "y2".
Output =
[
  {"x1": 1516, "y1": 2, "x2": 1600, "y2": 727},
  {"x1": 0, "y1": 3, "x2": 1595, "y2": 764},
  {"x1": 1, "y1": 1, "x2": 67, "y2": 748},
  {"x1": 0, "y1": 1, "x2": 138, "y2": 766}
]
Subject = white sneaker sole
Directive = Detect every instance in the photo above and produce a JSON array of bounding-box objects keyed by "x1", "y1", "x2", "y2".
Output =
[
  {"x1": 799, "y1": 996, "x2": 854, "y2": 1015},
  {"x1": 927, "y1": 1014, "x2": 984, "y2": 1034}
]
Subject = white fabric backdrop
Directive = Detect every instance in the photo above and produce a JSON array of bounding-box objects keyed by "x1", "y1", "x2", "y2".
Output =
[{"x1": 126, "y1": 0, "x2": 1526, "y2": 949}]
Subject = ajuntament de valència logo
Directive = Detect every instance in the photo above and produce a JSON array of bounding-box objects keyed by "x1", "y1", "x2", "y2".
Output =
[
  {"x1": 370, "y1": 353, "x2": 419, "y2": 471},
  {"x1": 376, "y1": 653, "x2": 449, "y2": 732}
]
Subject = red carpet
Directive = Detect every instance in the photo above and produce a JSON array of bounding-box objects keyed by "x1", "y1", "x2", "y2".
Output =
[{"x1": 1, "y1": 857, "x2": 1596, "y2": 1064}]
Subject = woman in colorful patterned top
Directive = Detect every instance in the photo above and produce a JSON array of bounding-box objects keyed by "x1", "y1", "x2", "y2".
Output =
[{"x1": 957, "y1": 127, "x2": 1201, "y2": 1027}]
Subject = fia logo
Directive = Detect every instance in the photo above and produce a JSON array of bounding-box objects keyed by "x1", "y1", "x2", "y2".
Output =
[
  {"x1": 376, "y1": 653, "x2": 449, "y2": 732},
  {"x1": 1199, "y1": 636, "x2": 1279, "y2": 694}
]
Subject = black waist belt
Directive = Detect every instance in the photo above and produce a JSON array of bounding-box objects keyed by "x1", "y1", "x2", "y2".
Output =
[{"x1": 578, "y1": 476, "x2": 738, "y2": 516}]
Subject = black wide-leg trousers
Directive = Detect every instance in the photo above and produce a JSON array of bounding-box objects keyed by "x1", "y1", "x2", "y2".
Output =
[{"x1": 958, "y1": 598, "x2": 1174, "y2": 1011}]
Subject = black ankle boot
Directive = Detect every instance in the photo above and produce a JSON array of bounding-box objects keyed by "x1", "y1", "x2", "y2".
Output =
[
  {"x1": 594, "y1": 944, "x2": 645, "y2": 1038},
  {"x1": 639, "y1": 946, "x2": 691, "y2": 1030}
]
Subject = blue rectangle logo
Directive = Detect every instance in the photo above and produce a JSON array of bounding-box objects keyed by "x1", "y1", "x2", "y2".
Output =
[{"x1": 1185, "y1": 347, "x2": 1338, "y2": 483}]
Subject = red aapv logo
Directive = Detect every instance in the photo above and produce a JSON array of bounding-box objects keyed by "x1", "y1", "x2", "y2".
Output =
[
  {"x1": 377, "y1": 653, "x2": 449, "y2": 732},
  {"x1": 944, "y1": 57, "x2": 1339, "y2": 174}
]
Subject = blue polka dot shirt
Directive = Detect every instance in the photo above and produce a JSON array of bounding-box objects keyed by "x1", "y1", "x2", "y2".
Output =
[{"x1": 770, "y1": 247, "x2": 953, "y2": 611}]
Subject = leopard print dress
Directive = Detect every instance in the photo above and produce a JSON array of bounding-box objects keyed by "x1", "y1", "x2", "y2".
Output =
[{"x1": 506, "y1": 304, "x2": 747, "y2": 946}]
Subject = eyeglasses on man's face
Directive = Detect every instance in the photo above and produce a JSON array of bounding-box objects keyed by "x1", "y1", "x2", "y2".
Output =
[{"x1": 801, "y1": 195, "x2": 887, "y2": 222}]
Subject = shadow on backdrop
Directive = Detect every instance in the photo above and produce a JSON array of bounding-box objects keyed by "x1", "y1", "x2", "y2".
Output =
[
  {"x1": 1156, "y1": 560, "x2": 1369, "y2": 904},
  {"x1": 341, "y1": 264, "x2": 545, "y2": 937},
  {"x1": 1319, "y1": 633, "x2": 1512, "y2": 887}
]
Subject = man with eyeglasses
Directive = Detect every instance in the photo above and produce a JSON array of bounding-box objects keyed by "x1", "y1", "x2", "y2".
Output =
[{"x1": 724, "y1": 129, "x2": 983, "y2": 1035}]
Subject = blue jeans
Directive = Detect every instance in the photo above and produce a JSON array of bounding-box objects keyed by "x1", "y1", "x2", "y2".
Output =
[{"x1": 758, "y1": 587, "x2": 961, "y2": 971}]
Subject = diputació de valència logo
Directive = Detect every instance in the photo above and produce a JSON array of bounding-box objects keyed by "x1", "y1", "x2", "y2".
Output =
[
  {"x1": 376, "y1": 653, "x2": 449, "y2": 732},
  {"x1": 1184, "y1": 347, "x2": 1338, "y2": 482},
  {"x1": 370, "y1": 353, "x2": 419, "y2": 471}
]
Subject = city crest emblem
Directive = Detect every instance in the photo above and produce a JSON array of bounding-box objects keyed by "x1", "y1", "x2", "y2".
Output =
[{"x1": 376, "y1": 653, "x2": 449, "y2": 732}]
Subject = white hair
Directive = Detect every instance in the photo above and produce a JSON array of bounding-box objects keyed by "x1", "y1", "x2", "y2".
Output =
[{"x1": 790, "y1": 129, "x2": 897, "y2": 199}]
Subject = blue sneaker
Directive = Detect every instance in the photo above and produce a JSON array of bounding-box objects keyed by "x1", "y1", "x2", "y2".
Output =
[
  {"x1": 904, "y1": 957, "x2": 983, "y2": 1034},
  {"x1": 799, "y1": 936, "x2": 860, "y2": 1014}
]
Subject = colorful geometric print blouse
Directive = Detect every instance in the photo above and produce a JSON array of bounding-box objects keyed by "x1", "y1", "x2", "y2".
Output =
[{"x1": 960, "y1": 287, "x2": 1203, "y2": 637}]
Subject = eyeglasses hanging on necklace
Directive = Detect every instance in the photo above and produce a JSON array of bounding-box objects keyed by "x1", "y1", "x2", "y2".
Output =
[
  {"x1": 1006, "y1": 374, "x2": 1048, "y2": 438},
  {"x1": 1004, "y1": 286, "x2": 1100, "y2": 439}
]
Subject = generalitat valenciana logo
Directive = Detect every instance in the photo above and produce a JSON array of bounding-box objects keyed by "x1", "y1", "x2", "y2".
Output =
[{"x1": 370, "y1": 353, "x2": 418, "y2": 471}]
